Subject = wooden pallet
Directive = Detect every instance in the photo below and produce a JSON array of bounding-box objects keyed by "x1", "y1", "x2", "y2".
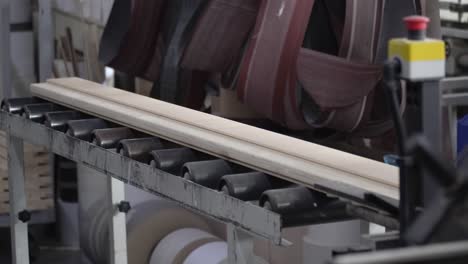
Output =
[{"x1": 0, "y1": 131, "x2": 54, "y2": 214}]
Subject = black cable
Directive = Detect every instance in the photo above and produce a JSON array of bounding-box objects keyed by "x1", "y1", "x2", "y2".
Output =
[
  {"x1": 383, "y1": 59, "x2": 411, "y2": 237},
  {"x1": 383, "y1": 59, "x2": 407, "y2": 156},
  {"x1": 406, "y1": 135, "x2": 458, "y2": 187}
]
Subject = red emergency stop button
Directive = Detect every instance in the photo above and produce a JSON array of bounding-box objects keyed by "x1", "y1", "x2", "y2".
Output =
[
  {"x1": 404, "y1": 16, "x2": 430, "y2": 31},
  {"x1": 404, "y1": 16, "x2": 430, "y2": 40}
]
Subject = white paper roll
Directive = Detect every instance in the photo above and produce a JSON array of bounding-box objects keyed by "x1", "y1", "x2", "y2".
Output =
[
  {"x1": 57, "y1": 199, "x2": 79, "y2": 247},
  {"x1": 125, "y1": 183, "x2": 160, "y2": 205},
  {"x1": 303, "y1": 221, "x2": 364, "y2": 264},
  {"x1": 183, "y1": 241, "x2": 228, "y2": 264},
  {"x1": 80, "y1": 196, "x2": 212, "y2": 264},
  {"x1": 81, "y1": 197, "x2": 109, "y2": 263},
  {"x1": 127, "y1": 200, "x2": 213, "y2": 264},
  {"x1": 149, "y1": 228, "x2": 220, "y2": 264},
  {"x1": 78, "y1": 164, "x2": 109, "y2": 262}
]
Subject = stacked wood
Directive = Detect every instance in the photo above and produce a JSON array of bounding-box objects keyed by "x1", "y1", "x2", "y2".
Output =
[
  {"x1": 31, "y1": 78, "x2": 399, "y2": 201},
  {"x1": 0, "y1": 131, "x2": 54, "y2": 214}
]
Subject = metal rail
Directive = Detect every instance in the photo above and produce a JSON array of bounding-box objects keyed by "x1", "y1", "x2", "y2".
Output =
[{"x1": 0, "y1": 111, "x2": 283, "y2": 244}]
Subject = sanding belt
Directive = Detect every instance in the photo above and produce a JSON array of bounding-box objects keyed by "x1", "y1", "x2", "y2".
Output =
[{"x1": 99, "y1": 0, "x2": 441, "y2": 134}]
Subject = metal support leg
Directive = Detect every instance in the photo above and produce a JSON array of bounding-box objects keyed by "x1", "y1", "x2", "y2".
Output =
[
  {"x1": 448, "y1": 106, "x2": 458, "y2": 161},
  {"x1": 8, "y1": 134, "x2": 30, "y2": 264},
  {"x1": 422, "y1": 81, "x2": 443, "y2": 203},
  {"x1": 0, "y1": 0, "x2": 11, "y2": 99},
  {"x1": 108, "y1": 177, "x2": 128, "y2": 264},
  {"x1": 37, "y1": 0, "x2": 53, "y2": 82},
  {"x1": 422, "y1": 81, "x2": 442, "y2": 153},
  {"x1": 227, "y1": 223, "x2": 255, "y2": 264}
]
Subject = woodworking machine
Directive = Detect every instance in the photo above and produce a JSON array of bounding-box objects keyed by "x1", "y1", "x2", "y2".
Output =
[
  {"x1": 1, "y1": 12, "x2": 468, "y2": 264},
  {"x1": 0, "y1": 91, "x2": 399, "y2": 229},
  {"x1": 331, "y1": 14, "x2": 468, "y2": 264}
]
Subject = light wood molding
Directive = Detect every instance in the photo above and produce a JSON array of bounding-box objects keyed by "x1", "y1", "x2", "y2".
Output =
[{"x1": 31, "y1": 78, "x2": 399, "y2": 201}]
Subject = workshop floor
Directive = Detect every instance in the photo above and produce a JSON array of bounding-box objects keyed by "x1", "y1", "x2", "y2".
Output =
[
  {"x1": 0, "y1": 228, "x2": 82, "y2": 264},
  {"x1": 0, "y1": 250, "x2": 82, "y2": 264}
]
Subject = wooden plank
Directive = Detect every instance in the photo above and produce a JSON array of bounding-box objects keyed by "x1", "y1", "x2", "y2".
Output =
[
  {"x1": 0, "y1": 166, "x2": 50, "y2": 178},
  {"x1": 0, "y1": 199, "x2": 54, "y2": 213},
  {"x1": 0, "y1": 166, "x2": 51, "y2": 177},
  {"x1": 0, "y1": 183, "x2": 53, "y2": 192},
  {"x1": 0, "y1": 128, "x2": 53, "y2": 214},
  {"x1": 0, "y1": 155, "x2": 49, "y2": 169},
  {"x1": 0, "y1": 151, "x2": 48, "y2": 162},
  {"x1": 0, "y1": 150, "x2": 49, "y2": 162},
  {"x1": 31, "y1": 78, "x2": 400, "y2": 200},
  {"x1": 0, "y1": 179, "x2": 51, "y2": 189},
  {"x1": 211, "y1": 88, "x2": 261, "y2": 119},
  {"x1": 0, "y1": 182, "x2": 51, "y2": 191},
  {"x1": 0, "y1": 137, "x2": 49, "y2": 154},
  {"x1": 0, "y1": 191, "x2": 53, "y2": 201}
]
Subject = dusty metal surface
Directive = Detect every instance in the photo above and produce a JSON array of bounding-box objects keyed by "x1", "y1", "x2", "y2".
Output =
[{"x1": 0, "y1": 111, "x2": 283, "y2": 244}]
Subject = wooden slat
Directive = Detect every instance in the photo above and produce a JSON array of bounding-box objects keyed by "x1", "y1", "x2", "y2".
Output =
[
  {"x1": 0, "y1": 151, "x2": 48, "y2": 162},
  {"x1": 0, "y1": 166, "x2": 50, "y2": 178},
  {"x1": 0, "y1": 183, "x2": 53, "y2": 192},
  {"x1": 0, "y1": 142, "x2": 48, "y2": 154},
  {"x1": 0, "y1": 132, "x2": 49, "y2": 153},
  {"x1": 31, "y1": 78, "x2": 400, "y2": 200},
  {"x1": 0, "y1": 155, "x2": 49, "y2": 169},
  {"x1": 0, "y1": 129, "x2": 53, "y2": 214},
  {"x1": 0, "y1": 199, "x2": 54, "y2": 213},
  {"x1": 0, "y1": 191, "x2": 53, "y2": 201}
]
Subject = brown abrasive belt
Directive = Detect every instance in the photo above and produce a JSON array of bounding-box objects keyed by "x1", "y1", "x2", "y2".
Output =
[
  {"x1": 98, "y1": 0, "x2": 131, "y2": 68},
  {"x1": 237, "y1": 0, "x2": 312, "y2": 128},
  {"x1": 99, "y1": 0, "x2": 166, "y2": 78},
  {"x1": 99, "y1": 0, "x2": 439, "y2": 137},
  {"x1": 236, "y1": 0, "x2": 384, "y2": 132},
  {"x1": 312, "y1": 0, "x2": 384, "y2": 132},
  {"x1": 179, "y1": 0, "x2": 435, "y2": 135},
  {"x1": 149, "y1": 0, "x2": 209, "y2": 108},
  {"x1": 181, "y1": 0, "x2": 260, "y2": 74}
]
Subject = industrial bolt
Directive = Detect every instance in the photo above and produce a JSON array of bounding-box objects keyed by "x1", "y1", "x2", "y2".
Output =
[
  {"x1": 444, "y1": 40, "x2": 451, "y2": 57},
  {"x1": 18, "y1": 210, "x2": 31, "y2": 223},
  {"x1": 117, "y1": 201, "x2": 131, "y2": 213}
]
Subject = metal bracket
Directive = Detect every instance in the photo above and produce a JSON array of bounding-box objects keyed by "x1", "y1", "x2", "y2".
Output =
[
  {"x1": 0, "y1": 0, "x2": 11, "y2": 99},
  {"x1": 8, "y1": 134, "x2": 30, "y2": 264},
  {"x1": 109, "y1": 177, "x2": 128, "y2": 264},
  {"x1": 227, "y1": 223, "x2": 256, "y2": 264}
]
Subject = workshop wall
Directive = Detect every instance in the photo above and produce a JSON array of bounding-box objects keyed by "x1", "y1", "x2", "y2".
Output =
[{"x1": 53, "y1": 0, "x2": 114, "y2": 26}]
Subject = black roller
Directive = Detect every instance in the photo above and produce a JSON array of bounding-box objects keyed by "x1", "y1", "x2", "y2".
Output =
[
  {"x1": 219, "y1": 172, "x2": 273, "y2": 201},
  {"x1": 219, "y1": 173, "x2": 292, "y2": 201},
  {"x1": 23, "y1": 103, "x2": 64, "y2": 123},
  {"x1": 1, "y1": 97, "x2": 44, "y2": 114},
  {"x1": 149, "y1": 148, "x2": 200, "y2": 175},
  {"x1": 92, "y1": 127, "x2": 136, "y2": 149},
  {"x1": 260, "y1": 186, "x2": 318, "y2": 214},
  {"x1": 44, "y1": 111, "x2": 86, "y2": 132},
  {"x1": 260, "y1": 187, "x2": 352, "y2": 227},
  {"x1": 66, "y1": 119, "x2": 110, "y2": 142},
  {"x1": 182, "y1": 159, "x2": 237, "y2": 188},
  {"x1": 117, "y1": 137, "x2": 163, "y2": 163}
]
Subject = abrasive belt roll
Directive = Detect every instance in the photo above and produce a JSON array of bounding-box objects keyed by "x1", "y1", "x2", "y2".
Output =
[
  {"x1": 149, "y1": 228, "x2": 220, "y2": 264},
  {"x1": 82, "y1": 199, "x2": 213, "y2": 264},
  {"x1": 183, "y1": 241, "x2": 228, "y2": 264}
]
